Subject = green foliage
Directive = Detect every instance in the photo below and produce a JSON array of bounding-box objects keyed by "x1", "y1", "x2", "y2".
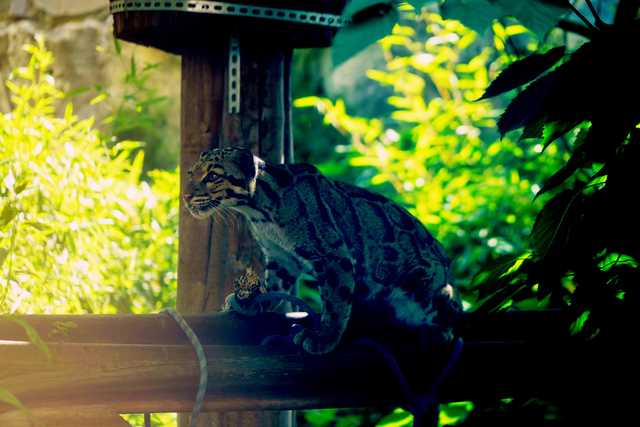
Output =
[
  {"x1": 123, "y1": 413, "x2": 177, "y2": 427},
  {"x1": 376, "y1": 408, "x2": 413, "y2": 426},
  {"x1": 100, "y1": 39, "x2": 178, "y2": 173},
  {"x1": 0, "y1": 37, "x2": 179, "y2": 315},
  {"x1": 439, "y1": 401, "x2": 474, "y2": 425},
  {"x1": 474, "y1": 5, "x2": 640, "y2": 338},
  {"x1": 296, "y1": 12, "x2": 565, "y2": 295},
  {"x1": 440, "y1": 0, "x2": 570, "y2": 38},
  {"x1": 333, "y1": 1, "x2": 399, "y2": 67}
]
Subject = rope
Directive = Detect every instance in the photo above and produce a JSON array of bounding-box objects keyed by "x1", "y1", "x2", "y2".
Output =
[{"x1": 163, "y1": 308, "x2": 208, "y2": 427}]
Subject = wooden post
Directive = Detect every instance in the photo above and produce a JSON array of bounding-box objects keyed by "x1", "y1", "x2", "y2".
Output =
[
  {"x1": 110, "y1": 2, "x2": 347, "y2": 425},
  {"x1": 178, "y1": 42, "x2": 293, "y2": 427}
]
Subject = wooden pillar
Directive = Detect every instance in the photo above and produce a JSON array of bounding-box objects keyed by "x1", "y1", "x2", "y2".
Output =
[
  {"x1": 178, "y1": 42, "x2": 294, "y2": 427},
  {"x1": 110, "y1": 2, "x2": 347, "y2": 426}
]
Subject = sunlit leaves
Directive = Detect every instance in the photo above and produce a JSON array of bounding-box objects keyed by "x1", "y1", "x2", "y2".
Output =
[
  {"x1": 0, "y1": 39, "x2": 179, "y2": 315},
  {"x1": 440, "y1": 401, "x2": 474, "y2": 425},
  {"x1": 375, "y1": 408, "x2": 412, "y2": 426},
  {"x1": 297, "y1": 12, "x2": 564, "y2": 293}
]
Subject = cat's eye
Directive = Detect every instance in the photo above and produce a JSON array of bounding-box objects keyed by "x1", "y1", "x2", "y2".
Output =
[{"x1": 204, "y1": 171, "x2": 218, "y2": 182}]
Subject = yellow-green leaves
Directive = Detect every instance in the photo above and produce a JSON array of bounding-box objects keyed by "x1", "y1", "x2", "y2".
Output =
[
  {"x1": 296, "y1": 12, "x2": 564, "y2": 294},
  {"x1": 0, "y1": 40, "x2": 179, "y2": 315}
]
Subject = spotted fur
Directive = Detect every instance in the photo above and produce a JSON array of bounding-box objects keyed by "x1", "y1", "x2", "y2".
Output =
[{"x1": 185, "y1": 147, "x2": 461, "y2": 354}]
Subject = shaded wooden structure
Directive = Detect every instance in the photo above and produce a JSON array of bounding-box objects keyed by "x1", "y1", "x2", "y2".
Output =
[
  {"x1": 110, "y1": 1, "x2": 348, "y2": 426},
  {"x1": 0, "y1": 309, "x2": 632, "y2": 425},
  {"x1": 1, "y1": 1, "x2": 629, "y2": 427},
  {"x1": 0, "y1": 311, "x2": 596, "y2": 422}
]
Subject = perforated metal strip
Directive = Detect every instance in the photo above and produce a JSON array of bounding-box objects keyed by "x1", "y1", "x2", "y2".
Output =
[
  {"x1": 110, "y1": 1, "x2": 350, "y2": 28},
  {"x1": 228, "y1": 35, "x2": 241, "y2": 114}
]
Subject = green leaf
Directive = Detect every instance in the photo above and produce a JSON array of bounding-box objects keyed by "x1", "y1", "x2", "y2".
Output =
[
  {"x1": 440, "y1": 401, "x2": 474, "y2": 425},
  {"x1": 376, "y1": 408, "x2": 413, "y2": 427},
  {"x1": 114, "y1": 37, "x2": 122, "y2": 55},
  {"x1": 541, "y1": 119, "x2": 581, "y2": 150},
  {"x1": 480, "y1": 46, "x2": 565, "y2": 99},
  {"x1": 520, "y1": 119, "x2": 544, "y2": 140},
  {"x1": 0, "y1": 247, "x2": 8, "y2": 268},
  {"x1": 497, "y1": 68, "x2": 560, "y2": 135},
  {"x1": 8, "y1": 317, "x2": 52, "y2": 362},
  {"x1": 530, "y1": 190, "x2": 580, "y2": 257},
  {"x1": 0, "y1": 388, "x2": 25, "y2": 410},
  {"x1": 304, "y1": 409, "x2": 338, "y2": 427},
  {"x1": 570, "y1": 310, "x2": 590, "y2": 335},
  {"x1": 403, "y1": 0, "x2": 431, "y2": 10},
  {"x1": 0, "y1": 203, "x2": 19, "y2": 228},
  {"x1": 332, "y1": 2, "x2": 398, "y2": 67},
  {"x1": 440, "y1": 0, "x2": 502, "y2": 34},
  {"x1": 344, "y1": 0, "x2": 392, "y2": 18},
  {"x1": 536, "y1": 159, "x2": 581, "y2": 196},
  {"x1": 441, "y1": 0, "x2": 570, "y2": 37}
]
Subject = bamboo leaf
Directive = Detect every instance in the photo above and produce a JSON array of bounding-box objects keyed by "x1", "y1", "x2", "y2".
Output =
[
  {"x1": 0, "y1": 248, "x2": 8, "y2": 268},
  {"x1": 0, "y1": 203, "x2": 19, "y2": 228},
  {"x1": 0, "y1": 388, "x2": 25, "y2": 410},
  {"x1": 8, "y1": 317, "x2": 52, "y2": 362}
]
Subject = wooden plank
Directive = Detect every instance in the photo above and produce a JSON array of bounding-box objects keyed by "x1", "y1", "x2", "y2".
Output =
[
  {"x1": 0, "y1": 336, "x2": 618, "y2": 414},
  {"x1": 0, "y1": 406, "x2": 131, "y2": 427},
  {"x1": 0, "y1": 311, "x2": 574, "y2": 345}
]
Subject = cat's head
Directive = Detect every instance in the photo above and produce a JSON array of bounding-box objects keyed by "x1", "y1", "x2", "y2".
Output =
[{"x1": 184, "y1": 146, "x2": 263, "y2": 219}]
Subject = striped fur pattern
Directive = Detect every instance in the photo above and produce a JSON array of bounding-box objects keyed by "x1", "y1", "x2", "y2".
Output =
[{"x1": 185, "y1": 147, "x2": 461, "y2": 354}]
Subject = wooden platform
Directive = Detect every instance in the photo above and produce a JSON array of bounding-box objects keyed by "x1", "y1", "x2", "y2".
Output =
[{"x1": 1, "y1": 310, "x2": 616, "y2": 416}]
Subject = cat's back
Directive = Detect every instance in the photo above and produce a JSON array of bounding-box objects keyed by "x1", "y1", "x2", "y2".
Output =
[{"x1": 271, "y1": 163, "x2": 450, "y2": 276}]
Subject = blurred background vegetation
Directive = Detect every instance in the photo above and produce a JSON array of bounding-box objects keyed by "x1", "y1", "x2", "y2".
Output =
[{"x1": 1, "y1": 0, "x2": 634, "y2": 426}]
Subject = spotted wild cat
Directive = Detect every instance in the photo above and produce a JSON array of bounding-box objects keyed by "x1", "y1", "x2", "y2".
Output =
[{"x1": 184, "y1": 146, "x2": 460, "y2": 354}]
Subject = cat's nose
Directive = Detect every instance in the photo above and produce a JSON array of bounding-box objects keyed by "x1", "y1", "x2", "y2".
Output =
[{"x1": 184, "y1": 193, "x2": 194, "y2": 201}]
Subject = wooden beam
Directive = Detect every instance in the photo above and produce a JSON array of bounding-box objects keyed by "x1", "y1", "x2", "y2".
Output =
[
  {"x1": 0, "y1": 310, "x2": 574, "y2": 345},
  {"x1": 0, "y1": 310, "x2": 621, "y2": 416},
  {"x1": 0, "y1": 333, "x2": 613, "y2": 415},
  {"x1": 0, "y1": 406, "x2": 132, "y2": 427}
]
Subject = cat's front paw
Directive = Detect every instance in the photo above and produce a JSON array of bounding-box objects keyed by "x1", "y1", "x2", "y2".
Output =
[
  {"x1": 293, "y1": 327, "x2": 339, "y2": 355},
  {"x1": 223, "y1": 293, "x2": 263, "y2": 316}
]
